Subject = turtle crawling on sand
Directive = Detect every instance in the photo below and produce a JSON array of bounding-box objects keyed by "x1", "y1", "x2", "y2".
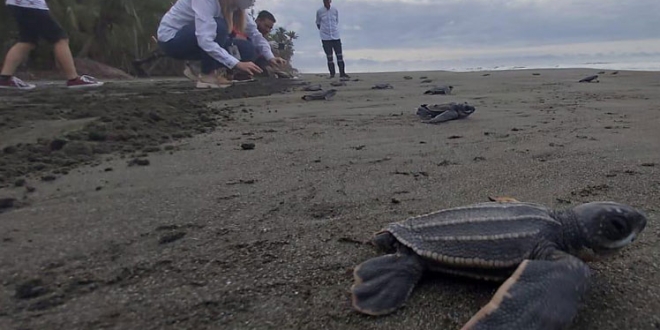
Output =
[
  {"x1": 302, "y1": 89, "x2": 337, "y2": 101},
  {"x1": 350, "y1": 200, "x2": 647, "y2": 330},
  {"x1": 372, "y1": 83, "x2": 394, "y2": 90},
  {"x1": 424, "y1": 85, "x2": 453, "y2": 95},
  {"x1": 416, "y1": 102, "x2": 475, "y2": 124},
  {"x1": 579, "y1": 75, "x2": 599, "y2": 83},
  {"x1": 302, "y1": 84, "x2": 323, "y2": 92}
]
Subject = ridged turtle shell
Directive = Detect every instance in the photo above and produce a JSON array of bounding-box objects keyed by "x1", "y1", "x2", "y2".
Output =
[{"x1": 386, "y1": 202, "x2": 563, "y2": 280}]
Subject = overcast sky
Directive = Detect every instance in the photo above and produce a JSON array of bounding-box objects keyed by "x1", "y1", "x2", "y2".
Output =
[{"x1": 252, "y1": 0, "x2": 660, "y2": 73}]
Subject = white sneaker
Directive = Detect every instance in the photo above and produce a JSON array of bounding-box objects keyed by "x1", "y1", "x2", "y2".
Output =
[
  {"x1": 196, "y1": 73, "x2": 232, "y2": 89},
  {"x1": 66, "y1": 75, "x2": 104, "y2": 89},
  {"x1": 0, "y1": 76, "x2": 36, "y2": 90},
  {"x1": 183, "y1": 62, "x2": 198, "y2": 81}
]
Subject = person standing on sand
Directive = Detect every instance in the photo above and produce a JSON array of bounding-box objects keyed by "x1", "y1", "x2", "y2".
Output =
[
  {"x1": 157, "y1": 0, "x2": 287, "y2": 89},
  {"x1": 0, "y1": 0, "x2": 105, "y2": 90},
  {"x1": 316, "y1": 0, "x2": 349, "y2": 79}
]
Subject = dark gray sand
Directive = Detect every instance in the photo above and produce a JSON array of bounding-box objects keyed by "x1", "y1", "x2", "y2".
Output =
[{"x1": 1, "y1": 69, "x2": 659, "y2": 330}]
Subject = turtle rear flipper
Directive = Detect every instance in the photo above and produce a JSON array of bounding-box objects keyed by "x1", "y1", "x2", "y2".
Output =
[
  {"x1": 425, "y1": 109, "x2": 459, "y2": 124},
  {"x1": 461, "y1": 253, "x2": 590, "y2": 330},
  {"x1": 351, "y1": 253, "x2": 424, "y2": 316}
]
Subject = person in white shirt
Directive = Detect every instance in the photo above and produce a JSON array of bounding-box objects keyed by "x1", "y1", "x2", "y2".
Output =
[
  {"x1": 157, "y1": 0, "x2": 287, "y2": 89},
  {"x1": 316, "y1": 0, "x2": 349, "y2": 79},
  {"x1": 0, "y1": 0, "x2": 104, "y2": 90}
]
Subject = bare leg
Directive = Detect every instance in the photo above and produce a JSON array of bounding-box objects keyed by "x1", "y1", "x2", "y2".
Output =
[
  {"x1": 53, "y1": 39, "x2": 78, "y2": 80},
  {"x1": 1, "y1": 42, "x2": 36, "y2": 76}
]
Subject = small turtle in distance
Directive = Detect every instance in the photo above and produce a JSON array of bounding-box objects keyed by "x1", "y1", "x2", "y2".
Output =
[
  {"x1": 579, "y1": 75, "x2": 599, "y2": 83},
  {"x1": 372, "y1": 83, "x2": 394, "y2": 90},
  {"x1": 416, "y1": 102, "x2": 475, "y2": 124},
  {"x1": 350, "y1": 199, "x2": 647, "y2": 329},
  {"x1": 302, "y1": 84, "x2": 323, "y2": 91},
  {"x1": 424, "y1": 85, "x2": 453, "y2": 95},
  {"x1": 302, "y1": 89, "x2": 337, "y2": 101}
]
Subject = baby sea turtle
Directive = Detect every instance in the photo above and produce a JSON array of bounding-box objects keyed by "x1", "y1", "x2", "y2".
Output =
[
  {"x1": 424, "y1": 85, "x2": 453, "y2": 95},
  {"x1": 302, "y1": 89, "x2": 337, "y2": 101},
  {"x1": 420, "y1": 79, "x2": 433, "y2": 84},
  {"x1": 330, "y1": 81, "x2": 347, "y2": 87},
  {"x1": 372, "y1": 83, "x2": 394, "y2": 90},
  {"x1": 579, "y1": 75, "x2": 599, "y2": 83},
  {"x1": 302, "y1": 84, "x2": 323, "y2": 92},
  {"x1": 404, "y1": 76, "x2": 413, "y2": 80},
  {"x1": 350, "y1": 200, "x2": 647, "y2": 329},
  {"x1": 416, "y1": 102, "x2": 475, "y2": 124}
]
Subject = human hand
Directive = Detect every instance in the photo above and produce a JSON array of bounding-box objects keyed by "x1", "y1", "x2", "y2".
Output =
[
  {"x1": 269, "y1": 57, "x2": 288, "y2": 68},
  {"x1": 234, "y1": 61, "x2": 263, "y2": 76}
]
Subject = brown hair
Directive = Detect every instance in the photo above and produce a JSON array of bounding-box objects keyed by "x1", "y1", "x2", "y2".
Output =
[{"x1": 219, "y1": 0, "x2": 246, "y2": 34}]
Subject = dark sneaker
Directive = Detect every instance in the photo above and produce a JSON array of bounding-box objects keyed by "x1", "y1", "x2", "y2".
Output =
[
  {"x1": 0, "y1": 76, "x2": 36, "y2": 90},
  {"x1": 340, "y1": 74, "x2": 351, "y2": 79},
  {"x1": 66, "y1": 75, "x2": 104, "y2": 89}
]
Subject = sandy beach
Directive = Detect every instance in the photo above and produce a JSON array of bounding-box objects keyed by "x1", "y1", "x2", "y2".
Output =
[{"x1": 1, "y1": 68, "x2": 659, "y2": 330}]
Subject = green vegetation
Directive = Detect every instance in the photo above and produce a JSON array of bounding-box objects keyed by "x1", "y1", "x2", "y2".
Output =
[{"x1": 0, "y1": 1, "x2": 298, "y2": 76}]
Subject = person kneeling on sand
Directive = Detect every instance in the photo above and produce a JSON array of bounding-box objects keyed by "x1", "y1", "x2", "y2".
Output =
[
  {"x1": 156, "y1": 0, "x2": 287, "y2": 89},
  {"x1": 0, "y1": 0, "x2": 104, "y2": 90}
]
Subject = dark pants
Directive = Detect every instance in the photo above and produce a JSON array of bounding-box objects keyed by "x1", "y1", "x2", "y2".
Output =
[
  {"x1": 158, "y1": 17, "x2": 256, "y2": 74},
  {"x1": 8, "y1": 5, "x2": 68, "y2": 44},
  {"x1": 322, "y1": 39, "x2": 346, "y2": 76}
]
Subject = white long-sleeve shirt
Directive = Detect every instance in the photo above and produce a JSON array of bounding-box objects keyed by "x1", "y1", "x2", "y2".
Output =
[
  {"x1": 157, "y1": 0, "x2": 274, "y2": 68},
  {"x1": 5, "y1": 0, "x2": 49, "y2": 10},
  {"x1": 316, "y1": 6, "x2": 340, "y2": 40}
]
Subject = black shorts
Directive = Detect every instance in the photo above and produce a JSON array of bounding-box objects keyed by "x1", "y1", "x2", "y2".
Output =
[{"x1": 8, "y1": 5, "x2": 68, "y2": 44}]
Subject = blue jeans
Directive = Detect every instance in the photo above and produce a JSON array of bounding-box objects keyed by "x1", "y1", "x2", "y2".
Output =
[{"x1": 158, "y1": 17, "x2": 256, "y2": 74}]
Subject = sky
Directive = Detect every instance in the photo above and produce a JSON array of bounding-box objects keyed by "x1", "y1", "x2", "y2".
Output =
[{"x1": 252, "y1": 0, "x2": 660, "y2": 73}]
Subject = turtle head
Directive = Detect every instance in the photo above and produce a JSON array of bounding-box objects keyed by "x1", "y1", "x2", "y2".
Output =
[{"x1": 569, "y1": 202, "x2": 647, "y2": 260}]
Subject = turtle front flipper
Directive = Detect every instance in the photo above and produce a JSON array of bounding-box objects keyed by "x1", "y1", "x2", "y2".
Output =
[
  {"x1": 351, "y1": 252, "x2": 425, "y2": 316},
  {"x1": 461, "y1": 253, "x2": 590, "y2": 330}
]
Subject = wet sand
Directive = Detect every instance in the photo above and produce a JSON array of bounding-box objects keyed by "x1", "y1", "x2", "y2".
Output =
[{"x1": 1, "y1": 69, "x2": 659, "y2": 330}]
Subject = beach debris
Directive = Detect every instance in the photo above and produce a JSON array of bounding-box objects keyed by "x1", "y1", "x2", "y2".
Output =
[
  {"x1": 302, "y1": 89, "x2": 337, "y2": 101},
  {"x1": 127, "y1": 158, "x2": 150, "y2": 166},
  {"x1": 159, "y1": 231, "x2": 186, "y2": 244},
  {"x1": 416, "y1": 102, "x2": 476, "y2": 124},
  {"x1": 403, "y1": 76, "x2": 413, "y2": 80},
  {"x1": 579, "y1": 75, "x2": 599, "y2": 83},
  {"x1": 372, "y1": 83, "x2": 393, "y2": 90},
  {"x1": 41, "y1": 175, "x2": 57, "y2": 182},
  {"x1": 0, "y1": 198, "x2": 16, "y2": 210},
  {"x1": 241, "y1": 143, "x2": 256, "y2": 150},
  {"x1": 302, "y1": 84, "x2": 323, "y2": 91},
  {"x1": 424, "y1": 85, "x2": 453, "y2": 95},
  {"x1": 330, "y1": 81, "x2": 346, "y2": 87}
]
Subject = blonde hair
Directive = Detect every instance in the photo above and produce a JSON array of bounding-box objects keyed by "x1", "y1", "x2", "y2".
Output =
[{"x1": 219, "y1": 0, "x2": 246, "y2": 34}]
